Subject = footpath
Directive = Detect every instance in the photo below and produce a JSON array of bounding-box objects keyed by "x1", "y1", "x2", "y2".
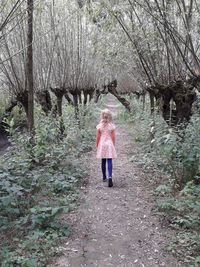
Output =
[{"x1": 50, "y1": 98, "x2": 182, "y2": 267}]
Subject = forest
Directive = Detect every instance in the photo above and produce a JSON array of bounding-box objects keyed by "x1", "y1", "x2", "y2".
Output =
[{"x1": 1, "y1": 0, "x2": 200, "y2": 266}]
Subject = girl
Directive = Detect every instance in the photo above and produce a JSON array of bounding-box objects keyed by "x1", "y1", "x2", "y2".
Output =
[{"x1": 96, "y1": 108, "x2": 117, "y2": 187}]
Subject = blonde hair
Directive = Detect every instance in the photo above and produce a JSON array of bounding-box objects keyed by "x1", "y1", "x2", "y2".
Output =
[{"x1": 100, "y1": 108, "x2": 112, "y2": 122}]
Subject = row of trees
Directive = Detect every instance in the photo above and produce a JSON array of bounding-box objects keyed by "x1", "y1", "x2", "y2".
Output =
[
  {"x1": 1, "y1": 0, "x2": 200, "y2": 130},
  {"x1": 0, "y1": 0, "x2": 106, "y2": 132},
  {"x1": 88, "y1": 0, "x2": 200, "y2": 125}
]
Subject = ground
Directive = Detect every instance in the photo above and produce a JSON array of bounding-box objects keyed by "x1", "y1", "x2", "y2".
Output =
[{"x1": 49, "y1": 97, "x2": 182, "y2": 267}]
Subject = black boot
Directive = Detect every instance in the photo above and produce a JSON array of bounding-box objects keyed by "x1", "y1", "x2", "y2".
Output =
[{"x1": 108, "y1": 178, "x2": 113, "y2": 187}]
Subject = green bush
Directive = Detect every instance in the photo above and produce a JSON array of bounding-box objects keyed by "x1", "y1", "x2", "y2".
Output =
[
  {"x1": 119, "y1": 96, "x2": 200, "y2": 266},
  {"x1": 0, "y1": 103, "x2": 95, "y2": 266},
  {"x1": 0, "y1": 94, "x2": 9, "y2": 118}
]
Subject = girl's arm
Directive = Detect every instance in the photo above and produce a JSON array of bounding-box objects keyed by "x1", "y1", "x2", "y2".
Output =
[
  {"x1": 111, "y1": 130, "x2": 116, "y2": 146},
  {"x1": 96, "y1": 129, "x2": 101, "y2": 147}
]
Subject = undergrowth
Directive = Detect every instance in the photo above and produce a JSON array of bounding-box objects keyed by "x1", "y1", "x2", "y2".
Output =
[
  {"x1": 0, "y1": 103, "x2": 95, "y2": 267},
  {"x1": 119, "y1": 96, "x2": 200, "y2": 267}
]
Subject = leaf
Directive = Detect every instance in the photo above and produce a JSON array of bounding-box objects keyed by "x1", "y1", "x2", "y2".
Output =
[{"x1": 51, "y1": 207, "x2": 63, "y2": 217}]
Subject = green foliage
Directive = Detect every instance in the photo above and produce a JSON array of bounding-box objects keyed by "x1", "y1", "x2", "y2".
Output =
[
  {"x1": 120, "y1": 97, "x2": 200, "y2": 266},
  {"x1": 30, "y1": 206, "x2": 63, "y2": 229},
  {"x1": 155, "y1": 184, "x2": 171, "y2": 196},
  {"x1": 0, "y1": 104, "x2": 95, "y2": 266},
  {"x1": 123, "y1": 98, "x2": 200, "y2": 188},
  {"x1": 156, "y1": 198, "x2": 176, "y2": 211},
  {"x1": 0, "y1": 94, "x2": 8, "y2": 118}
]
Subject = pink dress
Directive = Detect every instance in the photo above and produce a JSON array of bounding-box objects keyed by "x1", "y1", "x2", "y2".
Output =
[{"x1": 96, "y1": 122, "x2": 117, "y2": 159}]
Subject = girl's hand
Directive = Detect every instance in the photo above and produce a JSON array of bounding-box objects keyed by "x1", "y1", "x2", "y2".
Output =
[
  {"x1": 111, "y1": 130, "x2": 116, "y2": 146},
  {"x1": 96, "y1": 130, "x2": 101, "y2": 148}
]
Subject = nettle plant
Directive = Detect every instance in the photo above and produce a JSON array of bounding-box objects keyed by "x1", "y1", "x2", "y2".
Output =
[
  {"x1": 152, "y1": 114, "x2": 200, "y2": 188},
  {"x1": 0, "y1": 104, "x2": 94, "y2": 266},
  {"x1": 121, "y1": 97, "x2": 200, "y2": 265},
  {"x1": 125, "y1": 97, "x2": 200, "y2": 189},
  {"x1": 178, "y1": 115, "x2": 200, "y2": 185}
]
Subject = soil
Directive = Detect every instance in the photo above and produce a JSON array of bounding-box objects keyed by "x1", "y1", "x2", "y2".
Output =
[{"x1": 49, "y1": 96, "x2": 182, "y2": 267}]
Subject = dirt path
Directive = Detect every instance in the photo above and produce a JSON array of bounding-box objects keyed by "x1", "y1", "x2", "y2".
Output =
[{"x1": 50, "y1": 97, "x2": 182, "y2": 267}]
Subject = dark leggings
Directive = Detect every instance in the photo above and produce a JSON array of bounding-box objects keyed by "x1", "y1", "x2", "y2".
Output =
[{"x1": 101, "y1": 158, "x2": 112, "y2": 179}]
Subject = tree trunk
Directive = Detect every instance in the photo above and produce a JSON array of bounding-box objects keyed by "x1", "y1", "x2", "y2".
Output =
[
  {"x1": 57, "y1": 95, "x2": 63, "y2": 117},
  {"x1": 94, "y1": 89, "x2": 101, "y2": 103},
  {"x1": 147, "y1": 80, "x2": 197, "y2": 126},
  {"x1": 108, "y1": 84, "x2": 131, "y2": 112},
  {"x1": 162, "y1": 94, "x2": 171, "y2": 122},
  {"x1": 78, "y1": 91, "x2": 82, "y2": 104},
  {"x1": 88, "y1": 88, "x2": 94, "y2": 102},
  {"x1": 16, "y1": 91, "x2": 29, "y2": 117},
  {"x1": 64, "y1": 92, "x2": 73, "y2": 104},
  {"x1": 72, "y1": 93, "x2": 79, "y2": 118},
  {"x1": 5, "y1": 99, "x2": 18, "y2": 114},
  {"x1": 89, "y1": 92, "x2": 93, "y2": 102},
  {"x1": 26, "y1": 0, "x2": 34, "y2": 133},
  {"x1": 36, "y1": 90, "x2": 52, "y2": 115},
  {"x1": 171, "y1": 83, "x2": 196, "y2": 125},
  {"x1": 142, "y1": 93, "x2": 145, "y2": 111},
  {"x1": 149, "y1": 93, "x2": 154, "y2": 114},
  {"x1": 50, "y1": 87, "x2": 66, "y2": 116},
  {"x1": 174, "y1": 96, "x2": 195, "y2": 124},
  {"x1": 83, "y1": 91, "x2": 88, "y2": 105}
]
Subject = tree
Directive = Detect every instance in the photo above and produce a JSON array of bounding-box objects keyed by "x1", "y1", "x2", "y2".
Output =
[
  {"x1": 26, "y1": 0, "x2": 34, "y2": 132},
  {"x1": 92, "y1": 0, "x2": 200, "y2": 124}
]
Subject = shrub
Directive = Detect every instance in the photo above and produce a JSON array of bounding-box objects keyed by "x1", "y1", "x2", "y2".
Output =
[
  {"x1": 0, "y1": 103, "x2": 95, "y2": 266},
  {"x1": 119, "y1": 96, "x2": 200, "y2": 266}
]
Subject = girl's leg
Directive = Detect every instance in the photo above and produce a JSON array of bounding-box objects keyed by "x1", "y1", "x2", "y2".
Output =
[
  {"x1": 107, "y1": 159, "x2": 113, "y2": 187},
  {"x1": 101, "y1": 158, "x2": 107, "y2": 180},
  {"x1": 107, "y1": 158, "x2": 112, "y2": 178}
]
